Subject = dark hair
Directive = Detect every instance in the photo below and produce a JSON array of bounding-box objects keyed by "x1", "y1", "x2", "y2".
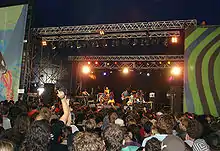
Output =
[
  {"x1": 127, "y1": 124, "x2": 142, "y2": 144},
  {"x1": 144, "y1": 121, "x2": 153, "y2": 134},
  {"x1": 2, "y1": 106, "x2": 9, "y2": 115},
  {"x1": 103, "y1": 124, "x2": 124, "y2": 151},
  {"x1": 186, "y1": 119, "x2": 203, "y2": 139},
  {"x1": 157, "y1": 114, "x2": 175, "y2": 134},
  {"x1": 73, "y1": 132, "x2": 105, "y2": 151},
  {"x1": 145, "y1": 137, "x2": 161, "y2": 151},
  {"x1": 0, "y1": 114, "x2": 2, "y2": 124},
  {"x1": 85, "y1": 119, "x2": 97, "y2": 132},
  {"x1": 205, "y1": 132, "x2": 220, "y2": 151},
  {"x1": 20, "y1": 120, "x2": 51, "y2": 151},
  {"x1": 10, "y1": 113, "x2": 30, "y2": 146}
]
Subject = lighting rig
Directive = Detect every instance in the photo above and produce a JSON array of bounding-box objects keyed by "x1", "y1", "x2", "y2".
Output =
[{"x1": 22, "y1": 19, "x2": 196, "y2": 93}]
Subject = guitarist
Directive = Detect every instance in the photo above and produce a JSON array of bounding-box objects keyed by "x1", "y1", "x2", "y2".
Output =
[{"x1": 121, "y1": 88, "x2": 130, "y2": 105}]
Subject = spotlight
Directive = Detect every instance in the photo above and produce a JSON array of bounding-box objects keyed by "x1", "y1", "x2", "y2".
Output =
[
  {"x1": 167, "y1": 61, "x2": 171, "y2": 65},
  {"x1": 114, "y1": 62, "x2": 118, "y2": 65},
  {"x1": 82, "y1": 66, "x2": 91, "y2": 74},
  {"x1": 107, "y1": 63, "x2": 110, "y2": 66},
  {"x1": 123, "y1": 67, "x2": 129, "y2": 74},
  {"x1": 147, "y1": 73, "x2": 150, "y2": 76},
  {"x1": 103, "y1": 72, "x2": 107, "y2": 76},
  {"x1": 95, "y1": 61, "x2": 98, "y2": 65},
  {"x1": 171, "y1": 37, "x2": 178, "y2": 44},
  {"x1": 171, "y1": 67, "x2": 181, "y2": 76},
  {"x1": 42, "y1": 41, "x2": 47, "y2": 46},
  {"x1": 88, "y1": 62, "x2": 91, "y2": 65},
  {"x1": 99, "y1": 30, "x2": 105, "y2": 35},
  {"x1": 37, "y1": 87, "x2": 45, "y2": 96},
  {"x1": 110, "y1": 71, "x2": 113, "y2": 74}
]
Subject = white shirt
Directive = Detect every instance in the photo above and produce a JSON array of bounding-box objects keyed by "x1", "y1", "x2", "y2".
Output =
[{"x1": 3, "y1": 117, "x2": 11, "y2": 130}]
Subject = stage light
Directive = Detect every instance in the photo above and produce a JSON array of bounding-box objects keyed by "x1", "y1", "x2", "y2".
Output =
[
  {"x1": 42, "y1": 41, "x2": 47, "y2": 46},
  {"x1": 114, "y1": 62, "x2": 118, "y2": 65},
  {"x1": 88, "y1": 62, "x2": 91, "y2": 65},
  {"x1": 107, "y1": 63, "x2": 110, "y2": 66},
  {"x1": 147, "y1": 73, "x2": 150, "y2": 76},
  {"x1": 171, "y1": 37, "x2": 178, "y2": 43},
  {"x1": 99, "y1": 30, "x2": 105, "y2": 35},
  {"x1": 123, "y1": 67, "x2": 129, "y2": 74},
  {"x1": 82, "y1": 66, "x2": 91, "y2": 74},
  {"x1": 103, "y1": 72, "x2": 107, "y2": 76},
  {"x1": 159, "y1": 62, "x2": 162, "y2": 64},
  {"x1": 167, "y1": 61, "x2": 171, "y2": 65},
  {"x1": 139, "y1": 72, "x2": 142, "y2": 75},
  {"x1": 171, "y1": 67, "x2": 181, "y2": 76},
  {"x1": 37, "y1": 87, "x2": 45, "y2": 96},
  {"x1": 110, "y1": 71, "x2": 113, "y2": 74},
  {"x1": 95, "y1": 61, "x2": 98, "y2": 65}
]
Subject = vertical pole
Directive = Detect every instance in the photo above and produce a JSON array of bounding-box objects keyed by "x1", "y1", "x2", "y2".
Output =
[{"x1": 69, "y1": 62, "x2": 73, "y2": 94}]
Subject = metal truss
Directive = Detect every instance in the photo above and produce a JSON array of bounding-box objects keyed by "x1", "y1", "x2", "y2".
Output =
[
  {"x1": 32, "y1": 53, "x2": 68, "y2": 85},
  {"x1": 33, "y1": 59, "x2": 67, "y2": 84},
  {"x1": 78, "y1": 61, "x2": 184, "y2": 70},
  {"x1": 32, "y1": 19, "x2": 197, "y2": 36},
  {"x1": 68, "y1": 55, "x2": 184, "y2": 62},
  {"x1": 41, "y1": 31, "x2": 180, "y2": 41}
]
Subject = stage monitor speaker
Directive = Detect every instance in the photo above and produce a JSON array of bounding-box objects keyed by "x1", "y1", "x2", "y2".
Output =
[{"x1": 42, "y1": 83, "x2": 55, "y2": 106}]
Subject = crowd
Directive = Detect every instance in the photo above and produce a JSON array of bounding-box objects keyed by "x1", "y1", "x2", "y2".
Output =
[{"x1": 0, "y1": 90, "x2": 220, "y2": 151}]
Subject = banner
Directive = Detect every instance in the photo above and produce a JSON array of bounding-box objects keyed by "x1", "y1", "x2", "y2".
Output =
[
  {"x1": 184, "y1": 26, "x2": 220, "y2": 117},
  {"x1": 0, "y1": 5, "x2": 28, "y2": 101}
]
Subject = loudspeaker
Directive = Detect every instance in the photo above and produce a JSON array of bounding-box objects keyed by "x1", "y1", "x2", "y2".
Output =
[
  {"x1": 42, "y1": 83, "x2": 55, "y2": 106},
  {"x1": 170, "y1": 86, "x2": 183, "y2": 113}
]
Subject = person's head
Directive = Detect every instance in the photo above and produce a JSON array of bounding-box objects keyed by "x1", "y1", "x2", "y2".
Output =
[
  {"x1": 0, "y1": 140, "x2": 14, "y2": 151},
  {"x1": 2, "y1": 106, "x2": 9, "y2": 116},
  {"x1": 206, "y1": 132, "x2": 220, "y2": 151},
  {"x1": 109, "y1": 112, "x2": 118, "y2": 123},
  {"x1": 179, "y1": 118, "x2": 189, "y2": 131},
  {"x1": 186, "y1": 119, "x2": 203, "y2": 140},
  {"x1": 127, "y1": 124, "x2": 142, "y2": 144},
  {"x1": 36, "y1": 107, "x2": 52, "y2": 121},
  {"x1": 73, "y1": 132, "x2": 105, "y2": 151},
  {"x1": 85, "y1": 118, "x2": 97, "y2": 132},
  {"x1": 20, "y1": 120, "x2": 51, "y2": 151},
  {"x1": 157, "y1": 114, "x2": 175, "y2": 134},
  {"x1": 144, "y1": 121, "x2": 153, "y2": 135},
  {"x1": 103, "y1": 124, "x2": 124, "y2": 151},
  {"x1": 145, "y1": 137, "x2": 161, "y2": 151},
  {"x1": 13, "y1": 113, "x2": 30, "y2": 135}
]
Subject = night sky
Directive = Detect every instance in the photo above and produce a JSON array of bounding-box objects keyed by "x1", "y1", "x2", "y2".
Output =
[{"x1": 0, "y1": 0, "x2": 220, "y2": 27}]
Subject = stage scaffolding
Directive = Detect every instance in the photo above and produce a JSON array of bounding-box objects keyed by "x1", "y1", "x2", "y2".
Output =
[{"x1": 22, "y1": 19, "x2": 196, "y2": 94}]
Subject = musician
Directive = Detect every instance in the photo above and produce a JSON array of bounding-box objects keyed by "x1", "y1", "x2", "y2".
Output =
[
  {"x1": 136, "y1": 90, "x2": 145, "y2": 104},
  {"x1": 104, "y1": 87, "x2": 110, "y2": 95},
  {"x1": 98, "y1": 87, "x2": 110, "y2": 105},
  {"x1": 82, "y1": 89, "x2": 90, "y2": 96},
  {"x1": 108, "y1": 92, "x2": 115, "y2": 105},
  {"x1": 121, "y1": 88, "x2": 130, "y2": 105},
  {"x1": 127, "y1": 91, "x2": 135, "y2": 106}
]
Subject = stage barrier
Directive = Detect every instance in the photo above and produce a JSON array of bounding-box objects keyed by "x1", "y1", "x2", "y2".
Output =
[
  {"x1": 184, "y1": 26, "x2": 220, "y2": 116},
  {"x1": 0, "y1": 5, "x2": 28, "y2": 101}
]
